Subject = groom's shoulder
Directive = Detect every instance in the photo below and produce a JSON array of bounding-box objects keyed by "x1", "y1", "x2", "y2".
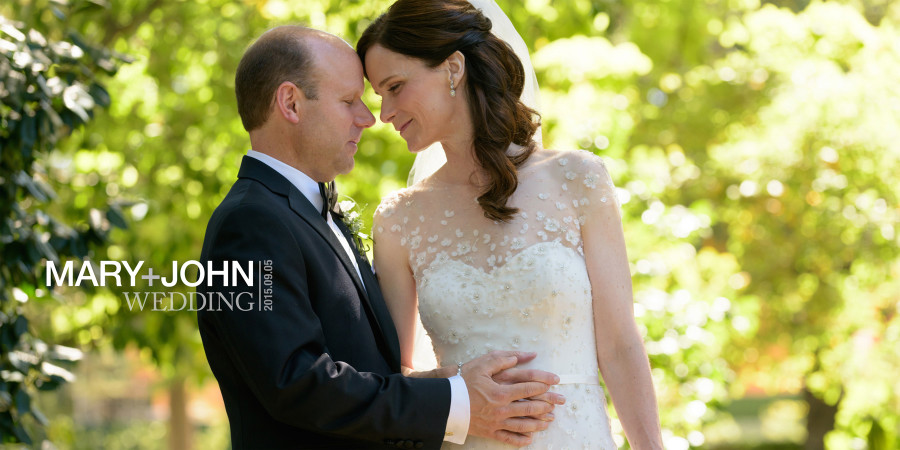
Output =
[{"x1": 207, "y1": 178, "x2": 287, "y2": 227}]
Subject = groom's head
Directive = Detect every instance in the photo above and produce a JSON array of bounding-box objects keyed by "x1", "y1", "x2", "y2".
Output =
[{"x1": 236, "y1": 26, "x2": 375, "y2": 182}]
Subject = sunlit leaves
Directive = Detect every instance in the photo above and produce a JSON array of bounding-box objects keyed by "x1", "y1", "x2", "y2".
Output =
[
  {"x1": 2, "y1": 0, "x2": 898, "y2": 446},
  {"x1": 0, "y1": 0, "x2": 128, "y2": 443},
  {"x1": 530, "y1": 0, "x2": 900, "y2": 445}
]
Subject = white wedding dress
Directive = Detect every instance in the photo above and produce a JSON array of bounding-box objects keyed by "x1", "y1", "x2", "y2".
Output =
[{"x1": 375, "y1": 149, "x2": 618, "y2": 449}]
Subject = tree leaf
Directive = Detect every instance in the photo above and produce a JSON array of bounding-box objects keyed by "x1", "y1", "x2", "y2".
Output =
[
  {"x1": 34, "y1": 236, "x2": 59, "y2": 264},
  {"x1": 34, "y1": 379, "x2": 60, "y2": 392},
  {"x1": 13, "y1": 422, "x2": 32, "y2": 445},
  {"x1": 0, "y1": 391, "x2": 10, "y2": 413},
  {"x1": 40, "y1": 362, "x2": 74, "y2": 383},
  {"x1": 106, "y1": 205, "x2": 128, "y2": 229},
  {"x1": 62, "y1": 84, "x2": 91, "y2": 123},
  {"x1": 0, "y1": 327, "x2": 13, "y2": 351},
  {"x1": 48, "y1": 345, "x2": 83, "y2": 362},
  {"x1": 12, "y1": 316, "x2": 28, "y2": 340},
  {"x1": 19, "y1": 114, "x2": 36, "y2": 153},
  {"x1": 89, "y1": 83, "x2": 111, "y2": 108},
  {"x1": 0, "y1": 410, "x2": 14, "y2": 433},
  {"x1": 13, "y1": 389, "x2": 29, "y2": 416},
  {"x1": 15, "y1": 171, "x2": 48, "y2": 202}
]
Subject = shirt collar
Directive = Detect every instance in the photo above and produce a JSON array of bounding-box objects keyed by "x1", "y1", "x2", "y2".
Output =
[{"x1": 246, "y1": 150, "x2": 323, "y2": 213}]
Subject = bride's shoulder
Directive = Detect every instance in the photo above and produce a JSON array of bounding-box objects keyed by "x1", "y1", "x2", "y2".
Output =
[
  {"x1": 374, "y1": 188, "x2": 409, "y2": 222},
  {"x1": 526, "y1": 148, "x2": 610, "y2": 179},
  {"x1": 374, "y1": 183, "x2": 431, "y2": 223}
]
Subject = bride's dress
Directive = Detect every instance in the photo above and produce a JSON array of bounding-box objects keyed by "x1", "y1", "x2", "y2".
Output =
[{"x1": 375, "y1": 149, "x2": 618, "y2": 449}]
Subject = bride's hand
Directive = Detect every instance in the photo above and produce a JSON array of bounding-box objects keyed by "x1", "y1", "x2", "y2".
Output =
[{"x1": 493, "y1": 367, "x2": 567, "y2": 414}]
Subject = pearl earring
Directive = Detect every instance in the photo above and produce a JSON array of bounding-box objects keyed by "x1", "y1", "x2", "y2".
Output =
[{"x1": 449, "y1": 78, "x2": 456, "y2": 97}]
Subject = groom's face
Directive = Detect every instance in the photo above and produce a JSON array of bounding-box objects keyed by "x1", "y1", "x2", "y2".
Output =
[{"x1": 297, "y1": 41, "x2": 376, "y2": 182}]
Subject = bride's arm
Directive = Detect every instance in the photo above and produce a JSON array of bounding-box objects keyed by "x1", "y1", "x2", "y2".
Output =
[
  {"x1": 372, "y1": 207, "x2": 420, "y2": 371},
  {"x1": 373, "y1": 206, "x2": 455, "y2": 379},
  {"x1": 579, "y1": 156, "x2": 664, "y2": 449}
]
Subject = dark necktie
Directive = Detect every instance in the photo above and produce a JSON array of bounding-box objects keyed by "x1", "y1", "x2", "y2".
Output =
[{"x1": 318, "y1": 181, "x2": 337, "y2": 219}]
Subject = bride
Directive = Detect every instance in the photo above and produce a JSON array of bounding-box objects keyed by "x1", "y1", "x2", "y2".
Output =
[{"x1": 357, "y1": 0, "x2": 663, "y2": 447}]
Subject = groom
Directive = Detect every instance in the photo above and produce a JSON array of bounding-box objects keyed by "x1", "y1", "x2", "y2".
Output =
[{"x1": 198, "y1": 26, "x2": 562, "y2": 449}]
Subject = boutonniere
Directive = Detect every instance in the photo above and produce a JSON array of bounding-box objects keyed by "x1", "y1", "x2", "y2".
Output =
[{"x1": 337, "y1": 199, "x2": 371, "y2": 259}]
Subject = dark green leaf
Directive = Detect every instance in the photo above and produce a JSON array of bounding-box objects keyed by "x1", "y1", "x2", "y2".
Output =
[
  {"x1": 12, "y1": 316, "x2": 27, "y2": 340},
  {"x1": 13, "y1": 422, "x2": 32, "y2": 445},
  {"x1": 13, "y1": 389, "x2": 29, "y2": 417},
  {"x1": 0, "y1": 327, "x2": 13, "y2": 351},
  {"x1": 26, "y1": 241, "x2": 42, "y2": 266},
  {"x1": 106, "y1": 205, "x2": 128, "y2": 229},
  {"x1": 34, "y1": 379, "x2": 60, "y2": 392},
  {"x1": 19, "y1": 115, "x2": 36, "y2": 154},
  {"x1": 0, "y1": 410, "x2": 13, "y2": 432},
  {"x1": 89, "y1": 83, "x2": 111, "y2": 107}
]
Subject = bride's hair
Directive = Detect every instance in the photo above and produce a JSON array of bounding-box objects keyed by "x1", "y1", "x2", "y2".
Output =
[{"x1": 357, "y1": 0, "x2": 541, "y2": 222}]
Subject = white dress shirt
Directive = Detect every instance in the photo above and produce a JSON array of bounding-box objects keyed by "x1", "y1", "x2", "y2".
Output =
[{"x1": 246, "y1": 150, "x2": 470, "y2": 444}]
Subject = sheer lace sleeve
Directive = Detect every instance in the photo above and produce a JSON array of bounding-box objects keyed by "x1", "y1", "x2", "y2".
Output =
[
  {"x1": 567, "y1": 151, "x2": 620, "y2": 236},
  {"x1": 373, "y1": 188, "x2": 424, "y2": 275},
  {"x1": 373, "y1": 190, "x2": 407, "y2": 253}
]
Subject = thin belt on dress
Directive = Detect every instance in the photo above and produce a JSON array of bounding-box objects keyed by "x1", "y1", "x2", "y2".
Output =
[{"x1": 557, "y1": 374, "x2": 600, "y2": 385}]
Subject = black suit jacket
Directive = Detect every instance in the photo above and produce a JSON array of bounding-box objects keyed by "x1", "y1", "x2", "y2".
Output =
[{"x1": 198, "y1": 156, "x2": 451, "y2": 449}]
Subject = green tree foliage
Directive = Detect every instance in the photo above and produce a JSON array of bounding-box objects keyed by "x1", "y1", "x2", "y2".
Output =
[
  {"x1": 528, "y1": 0, "x2": 900, "y2": 447},
  {"x1": 2, "y1": 0, "x2": 899, "y2": 448},
  {"x1": 707, "y1": 4, "x2": 900, "y2": 447},
  {"x1": 0, "y1": 4, "x2": 125, "y2": 444}
]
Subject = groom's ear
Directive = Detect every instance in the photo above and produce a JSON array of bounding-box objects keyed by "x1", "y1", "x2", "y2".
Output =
[
  {"x1": 445, "y1": 51, "x2": 466, "y2": 86},
  {"x1": 274, "y1": 81, "x2": 303, "y2": 124}
]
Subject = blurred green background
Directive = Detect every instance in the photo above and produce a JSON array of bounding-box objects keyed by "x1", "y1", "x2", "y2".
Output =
[{"x1": 1, "y1": 0, "x2": 899, "y2": 448}]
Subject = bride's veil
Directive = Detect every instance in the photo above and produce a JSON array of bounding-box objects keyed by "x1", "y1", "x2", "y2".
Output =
[
  {"x1": 405, "y1": 0, "x2": 543, "y2": 187},
  {"x1": 409, "y1": 0, "x2": 542, "y2": 370}
]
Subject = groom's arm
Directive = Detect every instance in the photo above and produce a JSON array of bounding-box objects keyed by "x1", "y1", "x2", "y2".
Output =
[{"x1": 198, "y1": 200, "x2": 450, "y2": 447}]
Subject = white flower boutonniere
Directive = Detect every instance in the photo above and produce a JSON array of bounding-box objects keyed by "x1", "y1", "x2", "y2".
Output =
[{"x1": 337, "y1": 199, "x2": 370, "y2": 258}]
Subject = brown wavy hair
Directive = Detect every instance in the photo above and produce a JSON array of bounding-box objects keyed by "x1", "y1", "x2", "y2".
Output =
[{"x1": 357, "y1": 0, "x2": 541, "y2": 222}]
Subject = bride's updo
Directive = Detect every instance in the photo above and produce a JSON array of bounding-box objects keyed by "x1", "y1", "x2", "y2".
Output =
[{"x1": 357, "y1": 0, "x2": 541, "y2": 223}]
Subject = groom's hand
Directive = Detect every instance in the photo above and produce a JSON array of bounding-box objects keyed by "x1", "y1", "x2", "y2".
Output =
[{"x1": 462, "y1": 351, "x2": 560, "y2": 447}]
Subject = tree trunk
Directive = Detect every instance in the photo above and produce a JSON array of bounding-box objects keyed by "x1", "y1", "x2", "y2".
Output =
[
  {"x1": 804, "y1": 386, "x2": 840, "y2": 450},
  {"x1": 168, "y1": 376, "x2": 192, "y2": 450}
]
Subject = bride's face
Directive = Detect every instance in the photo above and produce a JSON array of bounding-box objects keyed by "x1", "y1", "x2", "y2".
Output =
[{"x1": 364, "y1": 44, "x2": 458, "y2": 153}]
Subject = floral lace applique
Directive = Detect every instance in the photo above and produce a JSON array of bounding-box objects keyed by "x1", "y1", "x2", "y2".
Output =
[{"x1": 374, "y1": 149, "x2": 617, "y2": 278}]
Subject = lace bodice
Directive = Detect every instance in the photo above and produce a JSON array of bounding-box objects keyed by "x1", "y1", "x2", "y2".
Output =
[{"x1": 374, "y1": 149, "x2": 618, "y2": 279}]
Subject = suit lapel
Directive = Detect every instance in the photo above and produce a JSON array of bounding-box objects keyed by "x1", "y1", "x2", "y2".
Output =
[
  {"x1": 237, "y1": 156, "x2": 400, "y2": 368},
  {"x1": 333, "y1": 218, "x2": 402, "y2": 371},
  {"x1": 286, "y1": 192, "x2": 402, "y2": 371}
]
